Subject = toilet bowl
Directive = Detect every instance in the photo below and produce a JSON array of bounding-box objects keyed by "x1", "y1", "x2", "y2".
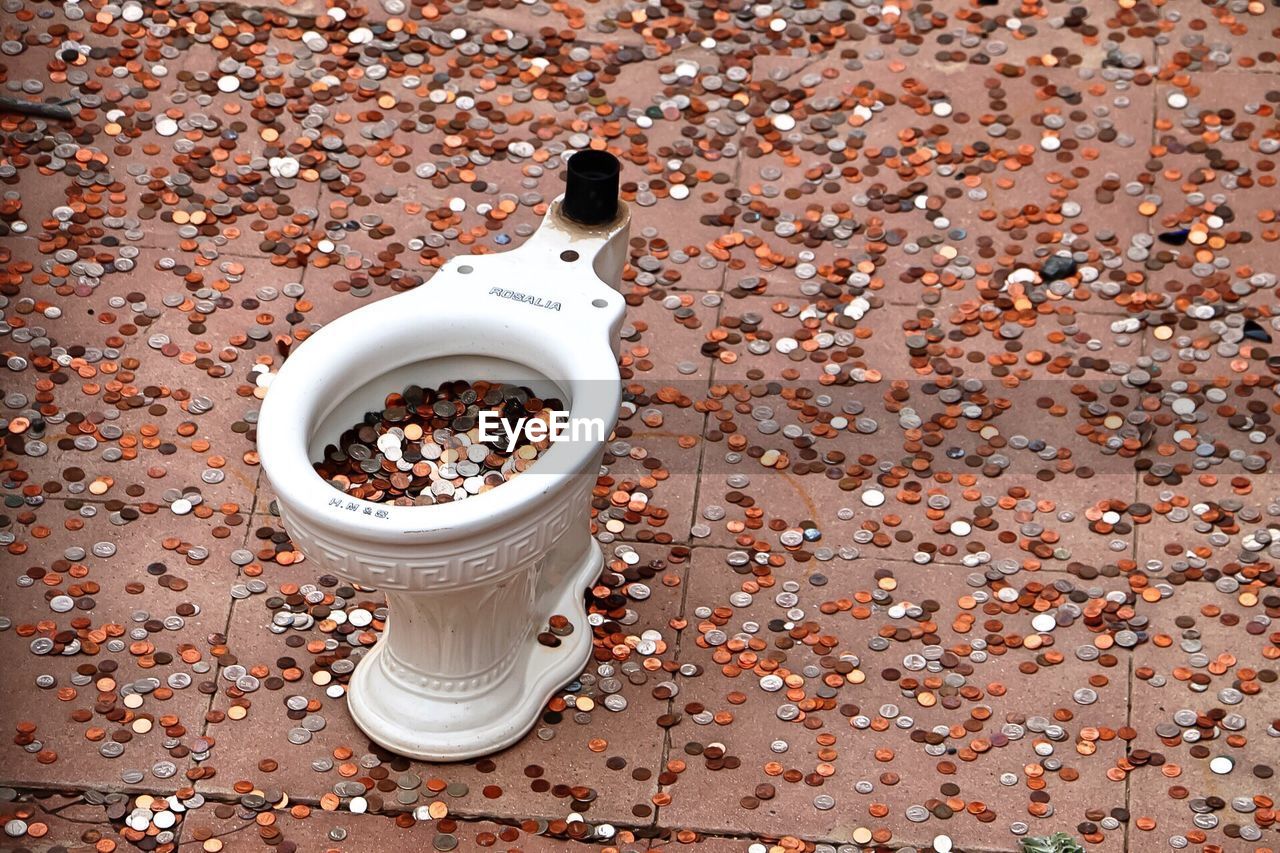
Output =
[{"x1": 257, "y1": 152, "x2": 630, "y2": 761}]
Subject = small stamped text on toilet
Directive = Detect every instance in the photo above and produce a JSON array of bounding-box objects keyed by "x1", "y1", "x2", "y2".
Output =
[{"x1": 326, "y1": 497, "x2": 391, "y2": 519}]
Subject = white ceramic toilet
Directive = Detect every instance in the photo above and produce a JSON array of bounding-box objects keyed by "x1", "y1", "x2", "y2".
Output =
[{"x1": 257, "y1": 151, "x2": 630, "y2": 761}]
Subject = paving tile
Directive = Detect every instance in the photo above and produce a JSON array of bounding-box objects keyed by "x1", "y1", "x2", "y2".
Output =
[
  {"x1": 576, "y1": 51, "x2": 742, "y2": 291},
  {"x1": 1154, "y1": 7, "x2": 1280, "y2": 71},
  {"x1": 596, "y1": 288, "x2": 718, "y2": 545},
  {"x1": 0, "y1": 509, "x2": 244, "y2": 791},
  {"x1": 583, "y1": 6, "x2": 654, "y2": 47},
  {"x1": 909, "y1": 0, "x2": 1161, "y2": 70},
  {"x1": 1145, "y1": 73, "x2": 1280, "y2": 281},
  {"x1": 724, "y1": 64, "x2": 1156, "y2": 306},
  {"x1": 175, "y1": 799, "x2": 650, "y2": 851},
  {"x1": 849, "y1": 306, "x2": 1153, "y2": 470},
  {"x1": 932, "y1": 64, "x2": 1155, "y2": 218},
  {"x1": 194, "y1": 541, "x2": 687, "y2": 826},
  {"x1": 3, "y1": 277, "x2": 265, "y2": 511},
  {"x1": 687, "y1": 298, "x2": 1141, "y2": 567},
  {"x1": 0, "y1": 792, "x2": 127, "y2": 852},
  {"x1": 0, "y1": 239, "x2": 179, "y2": 360},
  {"x1": 598, "y1": 434, "x2": 701, "y2": 546},
  {"x1": 627, "y1": 229, "x2": 730, "y2": 296},
  {"x1": 1124, "y1": 382, "x2": 1277, "y2": 493},
  {"x1": 691, "y1": 435, "x2": 1138, "y2": 569},
  {"x1": 1133, "y1": 473, "x2": 1276, "y2": 581},
  {"x1": 658, "y1": 549, "x2": 1135, "y2": 850},
  {"x1": 131, "y1": 251, "x2": 315, "y2": 347},
  {"x1": 646, "y1": 837, "x2": 1022, "y2": 853},
  {"x1": 0, "y1": 147, "x2": 141, "y2": 252},
  {"x1": 1125, "y1": 580, "x2": 1280, "y2": 851},
  {"x1": 617, "y1": 288, "x2": 718, "y2": 433},
  {"x1": 705, "y1": 296, "x2": 1146, "y2": 407},
  {"x1": 1132, "y1": 297, "x2": 1279, "y2": 390},
  {"x1": 647, "y1": 834, "x2": 780, "y2": 852},
  {"x1": 1142, "y1": 71, "x2": 1280, "y2": 358},
  {"x1": 303, "y1": 157, "x2": 549, "y2": 281},
  {"x1": 16, "y1": 392, "x2": 261, "y2": 514}
]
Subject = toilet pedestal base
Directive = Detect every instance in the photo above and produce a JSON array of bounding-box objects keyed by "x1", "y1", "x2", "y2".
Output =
[{"x1": 344, "y1": 541, "x2": 601, "y2": 762}]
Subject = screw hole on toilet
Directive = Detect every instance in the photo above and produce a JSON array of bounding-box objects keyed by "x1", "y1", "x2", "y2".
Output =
[
  {"x1": 591, "y1": 298, "x2": 608, "y2": 308},
  {"x1": 559, "y1": 250, "x2": 578, "y2": 262},
  {"x1": 458, "y1": 264, "x2": 473, "y2": 274}
]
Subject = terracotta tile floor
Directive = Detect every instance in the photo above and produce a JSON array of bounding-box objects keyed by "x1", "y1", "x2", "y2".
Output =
[{"x1": 2, "y1": 0, "x2": 1279, "y2": 851}]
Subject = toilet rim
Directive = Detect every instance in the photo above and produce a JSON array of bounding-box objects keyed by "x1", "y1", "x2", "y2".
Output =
[
  {"x1": 257, "y1": 308, "x2": 621, "y2": 545},
  {"x1": 259, "y1": 190, "x2": 629, "y2": 544}
]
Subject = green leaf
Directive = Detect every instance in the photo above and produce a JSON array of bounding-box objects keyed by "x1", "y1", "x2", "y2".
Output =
[{"x1": 1019, "y1": 833, "x2": 1085, "y2": 853}]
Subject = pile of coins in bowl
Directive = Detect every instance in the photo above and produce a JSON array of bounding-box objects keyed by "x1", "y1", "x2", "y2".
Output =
[{"x1": 312, "y1": 380, "x2": 563, "y2": 505}]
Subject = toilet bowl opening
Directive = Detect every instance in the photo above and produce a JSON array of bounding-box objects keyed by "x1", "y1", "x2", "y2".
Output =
[{"x1": 306, "y1": 354, "x2": 606, "y2": 490}]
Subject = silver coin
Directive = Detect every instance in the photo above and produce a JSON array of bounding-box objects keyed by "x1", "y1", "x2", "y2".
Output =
[
  {"x1": 905, "y1": 805, "x2": 929, "y2": 822},
  {"x1": 1074, "y1": 645, "x2": 1099, "y2": 661}
]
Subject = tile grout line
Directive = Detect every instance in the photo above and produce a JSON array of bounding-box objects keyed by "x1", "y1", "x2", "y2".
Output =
[
  {"x1": 630, "y1": 542, "x2": 1164, "y2": 600},
  {"x1": 16, "y1": 499, "x2": 1226, "y2": 589},
  {"x1": 640, "y1": 129, "x2": 742, "y2": 845},
  {"x1": 1121, "y1": 295, "x2": 1146, "y2": 853},
  {"x1": 183, "y1": 284, "x2": 287, "y2": 779},
  {"x1": 13, "y1": 777, "x2": 1035, "y2": 852},
  {"x1": 5, "y1": 780, "x2": 657, "y2": 846},
  {"x1": 645, "y1": 142, "x2": 739, "y2": 847},
  {"x1": 1145, "y1": 58, "x2": 1161, "y2": 320},
  {"x1": 646, "y1": 548, "x2": 695, "y2": 844},
  {"x1": 194, "y1": 471, "x2": 262, "y2": 760},
  {"x1": 669, "y1": 149, "x2": 736, "y2": 556},
  {"x1": 218, "y1": 518, "x2": 1235, "y2": 587},
  {"x1": 0, "y1": 776, "x2": 1043, "y2": 853},
  {"x1": 1123, "y1": 650, "x2": 1134, "y2": 853}
]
